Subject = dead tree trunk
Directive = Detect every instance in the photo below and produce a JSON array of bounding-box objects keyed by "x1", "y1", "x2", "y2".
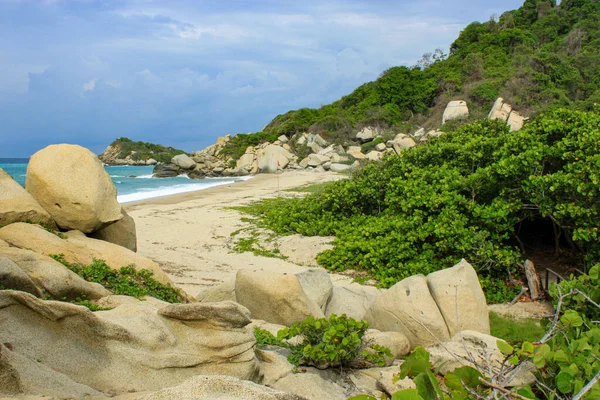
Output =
[{"x1": 524, "y1": 259, "x2": 543, "y2": 300}]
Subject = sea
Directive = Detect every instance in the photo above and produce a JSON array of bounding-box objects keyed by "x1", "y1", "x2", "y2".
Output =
[{"x1": 0, "y1": 158, "x2": 252, "y2": 203}]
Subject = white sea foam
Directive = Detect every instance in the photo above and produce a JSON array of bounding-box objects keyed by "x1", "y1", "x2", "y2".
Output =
[
  {"x1": 135, "y1": 174, "x2": 154, "y2": 179},
  {"x1": 118, "y1": 180, "x2": 238, "y2": 203},
  {"x1": 110, "y1": 175, "x2": 125, "y2": 178}
]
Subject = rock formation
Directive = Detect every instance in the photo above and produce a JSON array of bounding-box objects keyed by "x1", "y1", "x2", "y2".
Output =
[{"x1": 488, "y1": 97, "x2": 527, "y2": 131}]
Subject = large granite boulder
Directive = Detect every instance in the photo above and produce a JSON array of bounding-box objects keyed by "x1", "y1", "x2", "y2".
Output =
[
  {"x1": 0, "y1": 247, "x2": 109, "y2": 300},
  {"x1": 0, "y1": 291, "x2": 259, "y2": 395},
  {"x1": 488, "y1": 97, "x2": 526, "y2": 131},
  {"x1": 171, "y1": 154, "x2": 197, "y2": 170},
  {"x1": 235, "y1": 270, "x2": 324, "y2": 326},
  {"x1": 138, "y1": 375, "x2": 301, "y2": 400},
  {"x1": 325, "y1": 282, "x2": 381, "y2": 321},
  {"x1": 0, "y1": 222, "x2": 173, "y2": 286},
  {"x1": 355, "y1": 127, "x2": 380, "y2": 143},
  {"x1": 364, "y1": 275, "x2": 450, "y2": 348},
  {"x1": 25, "y1": 144, "x2": 122, "y2": 233},
  {"x1": 88, "y1": 208, "x2": 137, "y2": 252},
  {"x1": 427, "y1": 259, "x2": 490, "y2": 336},
  {"x1": 196, "y1": 278, "x2": 236, "y2": 303},
  {"x1": 0, "y1": 168, "x2": 55, "y2": 229},
  {"x1": 442, "y1": 100, "x2": 469, "y2": 124},
  {"x1": 0, "y1": 256, "x2": 43, "y2": 297},
  {"x1": 236, "y1": 153, "x2": 256, "y2": 171},
  {"x1": 153, "y1": 163, "x2": 182, "y2": 178},
  {"x1": 295, "y1": 268, "x2": 332, "y2": 312},
  {"x1": 257, "y1": 145, "x2": 293, "y2": 173},
  {"x1": 392, "y1": 138, "x2": 416, "y2": 154},
  {"x1": 329, "y1": 163, "x2": 352, "y2": 173}
]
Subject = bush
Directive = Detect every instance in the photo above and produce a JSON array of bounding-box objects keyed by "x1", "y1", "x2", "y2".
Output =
[
  {"x1": 111, "y1": 137, "x2": 186, "y2": 163},
  {"x1": 220, "y1": 132, "x2": 279, "y2": 161}
]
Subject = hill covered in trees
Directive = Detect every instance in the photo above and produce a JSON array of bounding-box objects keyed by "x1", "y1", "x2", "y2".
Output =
[
  {"x1": 259, "y1": 0, "x2": 600, "y2": 142},
  {"x1": 99, "y1": 137, "x2": 187, "y2": 165}
]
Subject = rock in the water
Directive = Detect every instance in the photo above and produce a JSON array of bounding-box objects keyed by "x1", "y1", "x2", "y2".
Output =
[
  {"x1": 25, "y1": 144, "x2": 122, "y2": 233},
  {"x1": 325, "y1": 282, "x2": 381, "y2": 321},
  {"x1": 295, "y1": 269, "x2": 332, "y2": 312},
  {"x1": 0, "y1": 222, "x2": 174, "y2": 287},
  {"x1": 0, "y1": 291, "x2": 259, "y2": 395},
  {"x1": 138, "y1": 375, "x2": 301, "y2": 400},
  {"x1": 427, "y1": 259, "x2": 490, "y2": 336},
  {"x1": 442, "y1": 100, "x2": 469, "y2": 124},
  {"x1": 0, "y1": 256, "x2": 43, "y2": 297},
  {"x1": 153, "y1": 164, "x2": 182, "y2": 178},
  {"x1": 0, "y1": 247, "x2": 110, "y2": 300},
  {"x1": 235, "y1": 270, "x2": 324, "y2": 326},
  {"x1": 257, "y1": 145, "x2": 293, "y2": 173},
  {"x1": 329, "y1": 163, "x2": 351, "y2": 173},
  {"x1": 171, "y1": 154, "x2": 197, "y2": 170},
  {"x1": 364, "y1": 275, "x2": 450, "y2": 348},
  {"x1": 89, "y1": 208, "x2": 137, "y2": 252},
  {"x1": 0, "y1": 168, "x2": 55, "y2": 229}
]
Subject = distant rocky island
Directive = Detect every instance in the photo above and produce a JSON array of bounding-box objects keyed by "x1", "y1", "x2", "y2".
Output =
[{"x1": 98, "y1": 137, "x2": 188, "y2": 166}]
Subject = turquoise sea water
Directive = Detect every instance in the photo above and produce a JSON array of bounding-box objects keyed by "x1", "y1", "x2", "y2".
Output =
[{"x1": 0, "y1": 158, "x2": 251, "y2": 203}]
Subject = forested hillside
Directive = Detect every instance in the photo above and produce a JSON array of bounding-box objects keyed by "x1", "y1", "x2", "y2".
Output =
[{"x1": 260, "y1": 0, "x2": 600, "y2": 141}]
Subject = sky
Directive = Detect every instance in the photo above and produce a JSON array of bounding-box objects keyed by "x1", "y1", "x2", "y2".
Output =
[{"x1": 0, "y1": 0, "x2": 525, "y2": 157}]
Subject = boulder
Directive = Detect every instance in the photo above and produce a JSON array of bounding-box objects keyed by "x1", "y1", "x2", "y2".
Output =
[
  {"x1": 153, "y1": 164, "x2": 181, "y2": 178},
  {"x1": 307, "y1": 154, "x2": 330, "y2": 167},
  {"x1": 171, "y1": 154, "x2": 196, "y2": 170},
  {"x1": 256, "y1": 347, "x2": 296, "y2": 387},
  {"x1": 299, "y1": 157, "x2": 310, "y2": 169},
  {"x1": 0, "y1": 291, "x2": 259, "y2": 394},
  {"x1": 0, "y1": 247, "x2": 110, "y2": 300},
  {"x1": 375, "y1": 143, "x2": 387, "y2": 152},
  {"x1": 322, "y1": 162, "x2": 332, "y2": 171},
  {"x1": 364, "y1": 275, "x2": 450, "y2": 348},
  {"x1": 146, "y1": 158, "x2": 158, "y2": 165},
  {"x1": 325, "y1": 282, "x2": 381, "y2": 320},
  {"x1": 237, "y1": 153, "x2": 256, "y2": 171},
  {"x1": 365, "y1": 151, "x2": 383, "y2": 161},
  {"x1": 0, "y1": 256, "x2": 43, "y2": 297},
  {"x1": 363, "y1": 330, "x2": 411, "y2": 360},
  {"x1": 0, "y1": 222, "x2": 174, "y2": 287},
  {"x1": 356, "y1": 127, "x2": 380, "y2": 143},
  {"x1": 392, "y1": 138, "x2": 416, "y2": 154},
  {"x1": 329, "y1": 163, "x2": 351, "y2": 173},
  {"x1": 257, "y1": 145, "x2": 293, "y2": 174},
  {"x1": 235, "y1": 270, "x2": 324, "y2": 326},
  {"x1": 196, "y1": 278, "x2": 236, "y2": 303},
  {"x1": 295, "y1": 269, "x2": 332, "y2": 312},
  {"x1": 277, "y1": 135, "x2": 289, "y2": 144},
  {"x1": 442, "y1": 100, "x2": 469, "y2": 124},
  {"x1": 488, "y1": 97, "x2": 526, "y2": 132},
  {"x1": 427, "y1": 259, "x2": 490, "y2": 336},
  {"x1": 138, "y1": 375, "x2": 301, "y2": 400},
  {"x1": 0, "y1": 168, "x2": 55, "y2": 229},
  {"x1": 25, "y1": 144, "x2": 122, "y2": 233},
  {"x1": 88, "y1": 208, "x2": 137, "y2": 252},
  {"x1": 346, "y1": 147, "x2": 366, "y2": 160},
  {"x1": 427, "y1": 331, "x2": 536, "y2": 387},
  {"x1": 271, "y1": 372, "x2": 347, "y2": 400}
]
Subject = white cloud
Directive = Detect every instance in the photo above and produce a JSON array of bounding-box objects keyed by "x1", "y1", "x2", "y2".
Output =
[{"x1": 82, "y1": 78, "x2": 96, "y2": 92}]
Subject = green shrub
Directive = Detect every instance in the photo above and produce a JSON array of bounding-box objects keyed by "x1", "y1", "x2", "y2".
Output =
[
  {"x1": 360, "y1": 137, "x2": 384, "y2": 154},
  {"x1": 254, "y1": 328, "x2": 282, "y2": 348},
  {"x1": 50, "y1": 255, "x2": 183, "y2": 303},
  {"x1": 220, "y1": 132, "x2": 279, "y2": 161},
  {"x1": 111, "y1": 137, "x2": 186, "y2": 163},
  {"x1": 277, "y1": 314, "x2": 391, "y2": 369}
]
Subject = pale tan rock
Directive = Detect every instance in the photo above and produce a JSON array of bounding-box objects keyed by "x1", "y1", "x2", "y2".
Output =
[
  {"x1": 365, "y1": 151, "x2": 383, "y2": 161},
  {"x1": 171, "y1": 154, "x2": 196, "y2": 170},
  {"x1": 0, "y1": 257, "x2": 43, "y2": 297},
  {"x1": 364, "y1": 275, "x2": 450, "y2": 348},
  {"x1": 392, "y1": 138, "x2": 416, "y2": 154},
  {"x1": 0, "y1": 168, "x2": 55, "y2": 229},
  {"x1": 488, "y1": 97, "x2": 526, "y2": 132},
  {"x1": 271, "y1": 372, "x2": 347, "y2": 400},
  {"x1": 427, "y1": 259, "x2": 490, "y2": 336},
  {"x1": 0, "y1": 223, "x2": 174, "y2": 287},
  {"x1": 307, "y1": 154, "x2": 329, "y2": 167},
  {"x1": 442, "y1": 100, "x2": 469, "y2": 124},
  {"x1": 257, "y1": 145, "x2": 293, "y2": 173},
  {"x1": 0, "y1": 291, "x2": 259, "y2": 394},
  {"x1": 89, "y1": 208, "x2": 137, "y2": 252},
  {"x1": 375, "y1": 143, "x2": 387, "y2": 151},
  {"x1": 329, "y1": 163, "x2": 351, "y2": 173},
  {"x1": 196, "y1": 278, "x2": 236, "y2": 302},
  {"x1": 235, "y1": 270, "x2": 324, "y2": 326},
  {"x1": 158, "y1": 301, "x2": 252, "y2": 328},
  {"x1": 237, "y1": 153, "x2": 256, "y2": 171},
  {"x1": 356, "y1": 127, "x2": 380, "y2": 142},
  {"x1": 256, "y1": 348, "x2": 295, "y2": 387},
  {"x1": 325, "y1": 282, "x2": 381, "y2": 321},
  {"x1": 137, "y1": 375, "x2": 300, "y2": 400},
  {"x1": 295, "y1": 268, "x2": 332, "y2": 311},
  {"x1": 25, "y1": 144, "x2": 122, "y2": 233},
  {"x1": 364, "y1": 329, "x2": 411, "y2": 360},
  {"x1": 0, "y1": 247, "x2": 109, "y2": 300}
]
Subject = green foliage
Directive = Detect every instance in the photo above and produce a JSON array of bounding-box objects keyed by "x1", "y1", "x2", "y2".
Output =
[
  {"x1": 111, "y1": 137, "x2": 186, "y2": 163},
  {"x1": 254, "y1": 327, "x2": 283, "y2": 348},
  {"x1": 277, "y1": 314, "x2": 391, "y2": 369},
  {"x1": 50, "y1": 254, "x2": 183, "y2": 303},
  {"x1": 489, "y1": 311, "x2": 547, "y2": 344},
  {"x1": 240, "y1": 110, "x2": 600, "y2": 300},
  {"x1": 360, "y1": 138, "x2": 384, "y2": 154},
  {"x1": 285, "y1": 182, "x2": 333, "y2": 194},
  {"x1": 219, "y1": 131, "x2": 280, "y2": 161}
]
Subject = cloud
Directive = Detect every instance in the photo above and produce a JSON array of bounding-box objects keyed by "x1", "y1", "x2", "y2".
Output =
[{"x1": 0, "y1": 0, "x2": 526, "y2": 157}]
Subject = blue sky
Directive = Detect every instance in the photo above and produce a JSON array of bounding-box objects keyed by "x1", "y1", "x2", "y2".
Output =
[{"x1": 0, "y1": 0, "x2": 524, "y2": 157}]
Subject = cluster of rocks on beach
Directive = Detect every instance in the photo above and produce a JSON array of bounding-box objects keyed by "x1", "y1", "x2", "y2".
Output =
[{"x1": 0, "y1": 98, "x2": 532, "y2": 400}]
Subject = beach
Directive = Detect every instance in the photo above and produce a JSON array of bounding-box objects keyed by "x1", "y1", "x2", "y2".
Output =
[{"x1": 125, "y1": 170, "x2": 348, "y2": 297}]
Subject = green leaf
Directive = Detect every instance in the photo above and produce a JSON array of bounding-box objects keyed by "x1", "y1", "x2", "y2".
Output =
[
  {"x1": 391, "y1": 389, "x2": 425, "y2": 400},
  {"x1": 556, "y1": 371, "x2": 574, "y2": 394},
  {"x1": 589, "y1": 264, "x2": 600, "y2": 280},
  {"x1": 516, "y1": 386, "x2": 536, "y2": 399},
  {"x1": 399, "y1": 347, "x2": 432, "y2": 379},
  {"x1": 348, "y1": 396, "x2": 378, "y2": 400},
  {"x1": 561, "y1": 310, "x2": 583, "y2": 327},
  {"x1": 447, "y1": 366, "x2": 483, "y2": 389},
  {"x1": 414, "y1": 372, "x2": 442, "y2": 400},
  {"x1": 497, "y1": 340, "x2": 514, "y2": 354},
  {"x1": 521, "y1": 342, "x2": 535, "y2": 355}
]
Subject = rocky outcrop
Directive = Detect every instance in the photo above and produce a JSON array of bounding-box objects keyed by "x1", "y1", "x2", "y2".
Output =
[
  {"x1": 0, "y1": 222, "x2": 173, "y2": 286},
  {"x1": 355, "y1": 127, "x2": 381, "y2": 143},
  {"x1": 442, "y1": 100, "x2": 469, "y2": 124},
  {"x1": 25, "y1": 144, "x2": 122, "y2": 233},
  {"x1": 364, "y1": 259, "x2": 489, "y2": 349},
  {"x1": 488, "y1": 97, "x2": 527, "y2": 131},
  {"x1": 172, "y1": 154, "x2": 197, "y2": 170},
  {"x1": 0, "y1": 291, "x2": 259, "y2": 395},
  {"x1": 257, "y1": 145, "x2": 294, "y2": 173},
  {"x1": 88, "y1": 208, "x2": 137, "y2": 252},
  {"x1": 325, "y1": 281, "x2": 381, "y2": 320},
  {"x1": 0, "y1": 256, "x2": 43, "y2": 297},
  {"x1": 0, "y1": 168, "x2": 55, "y2": 229}
]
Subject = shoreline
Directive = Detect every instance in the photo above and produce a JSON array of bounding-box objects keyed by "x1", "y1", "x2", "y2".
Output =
[{"x1": 125, "y1": 170, "x2": 349, "y2": 297}]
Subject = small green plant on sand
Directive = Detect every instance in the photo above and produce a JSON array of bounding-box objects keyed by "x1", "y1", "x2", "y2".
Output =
[
  {"x1": 50, "y1": 254, "x2": 182, "y2": 303},
  {"x1": 489, "y1": 311, "x2": 546, "y2": 345}
]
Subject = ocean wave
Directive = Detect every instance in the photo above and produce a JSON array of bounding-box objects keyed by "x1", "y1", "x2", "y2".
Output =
[
  {"x1": 176, "y1": 174, "x2": 191, "y2": 179},
  {"x1": 110, "y1": 175, "x2": 125, "y2": 178},
  {"x1": 117, "y1": 180, "x2": 237, "y2": 203},
  {"x1": 135, "y1": 174, "x2": 154, "y2": 179}
]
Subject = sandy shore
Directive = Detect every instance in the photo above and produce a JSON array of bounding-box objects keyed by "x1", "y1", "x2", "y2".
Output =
[{"x1": 125, "y1": 170, "x2": 348, "y2": 297}]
